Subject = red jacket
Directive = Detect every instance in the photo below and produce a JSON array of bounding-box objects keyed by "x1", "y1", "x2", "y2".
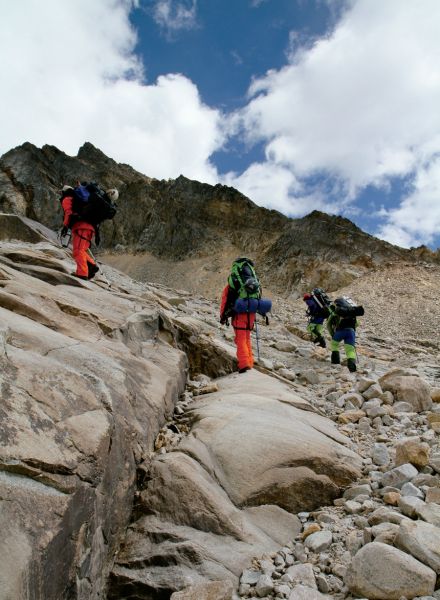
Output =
[
  {"x1": 220, "y1": 284, "x2": 255, "y2": 330},
  {"x1": 62, "y1": 196, "x2": 94, "y2": 231}
]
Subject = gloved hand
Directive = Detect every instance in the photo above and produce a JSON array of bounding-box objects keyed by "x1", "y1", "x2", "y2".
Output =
[
  {"x1": 60, "y1": 226, "x2": 69, "y2": 237},
  {"x1": 220, "y1": 316, "x2": 229, "y2": 326}
]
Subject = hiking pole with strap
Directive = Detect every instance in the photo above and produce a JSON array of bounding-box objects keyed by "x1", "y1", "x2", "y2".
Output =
[
  {"x1": 87, "y1": 247, "x2": 111, "y2": 288},
  {"x1": 255, "y1": 320, "x2": 260, "y2": 363},
  {"x1": 57, "y1": 229, "x2": 71, "y2": 248}
]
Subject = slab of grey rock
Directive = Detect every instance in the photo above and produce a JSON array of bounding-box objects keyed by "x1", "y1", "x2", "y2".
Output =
[
  {"x1": 345, "y1": 542, "x2": 436, "y2": 599},
  {"x1": 380, "y1": 463, "x2": 419, "y2": 489},
  {"x1": 395, "y1": 520, "x2": 440, "y2": 574}
]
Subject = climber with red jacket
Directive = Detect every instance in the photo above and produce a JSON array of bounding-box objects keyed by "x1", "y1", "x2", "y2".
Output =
[
  {"x1": 220, "y1": 257, "x2": 262, "y2": 373},
  {"x1": 60, "y1": 185, "x2": 99, "y2": 280},
  {"x1": 60, "y1": 183, "x2": 119, "y2": 280}
]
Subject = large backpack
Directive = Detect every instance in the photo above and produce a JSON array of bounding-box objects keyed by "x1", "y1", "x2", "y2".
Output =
[
  {"x1": 71, "y1": 182, "x2": 117, "y2": 226},
  {"x1": 306, "y1": 287, "x2": 331, "y2": 318},
  {"x1": 312, "y1": 288, "x2": 331, "y2": 310},
  {"x1": 333, "y1": 296, "x2": 364, "y2": 318},
  {"x1": 228, "y1": 257, "x2": 261, "y2": 299}
]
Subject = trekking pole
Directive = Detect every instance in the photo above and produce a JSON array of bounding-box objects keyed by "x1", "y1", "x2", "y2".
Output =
[
  {"x1": 255, "y1": 321, "x2": 260, "y2": 362},
  {"x1": 87, "y1": 247, "x2": 111, "y2": 288},
  {"x1": 57, "y1": 230, "x2": 71, "y2": 248}
]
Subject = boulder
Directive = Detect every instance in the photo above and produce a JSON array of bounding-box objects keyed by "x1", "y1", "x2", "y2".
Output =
[
  {"x1": 345, "y1": 542, "x2": 436, "y2": 599},
  {"x1": 0, "y1": 241, "x2": 189, "y2": 599},
  {"x1": 111, "y1": 370, "x2": 361, "y2": 595},
  {"x1": 379, "y1": 369, "x2": 432, "y2": 412},
  {"x1": 395, "y1": 520, "x2": 440, "y2": 573},
  {"x1": 395, "y1": 437, "x2": 431, "y2": 468}
]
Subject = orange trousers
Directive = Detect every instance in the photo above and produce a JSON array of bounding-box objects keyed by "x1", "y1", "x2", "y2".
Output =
[
  {"x1": 72, "y1": 224, "x2": 96, "y2": 278},
  {"x1": 232, "y1": 313, "x2": 255, "y2": 370}
]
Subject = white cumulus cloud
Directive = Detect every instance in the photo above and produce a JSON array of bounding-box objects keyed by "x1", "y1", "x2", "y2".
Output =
[
  {"x1": 226, "y1": 0, "x2": 440, "y2": 245},
  {"x1": 377, "y1": 157, "x2": 440, "y2": 247},
  {"x1": 0, "y1": 0, "x2": 222, "y2": 182}
]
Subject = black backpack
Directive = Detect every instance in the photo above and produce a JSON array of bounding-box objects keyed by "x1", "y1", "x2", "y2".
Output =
[
  {"x1": 311, "y1": 288, "x2": 331, "y2": 316},
  {"x1": 333, "y1": 296, "x2": 364, "y2": 318},
  {"x1": 72, "y1": 182, "x2": 117, "y2": 226}
]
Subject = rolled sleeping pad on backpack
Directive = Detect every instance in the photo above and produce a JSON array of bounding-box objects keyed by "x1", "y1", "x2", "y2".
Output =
[{"x1": 234, "y1": 298, "x2": 272, "y2": 315}]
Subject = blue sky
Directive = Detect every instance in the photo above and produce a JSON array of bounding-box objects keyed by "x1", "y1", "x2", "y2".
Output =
[{"x1": 1, "y1": 0, "x2": 440, "y2": 249}]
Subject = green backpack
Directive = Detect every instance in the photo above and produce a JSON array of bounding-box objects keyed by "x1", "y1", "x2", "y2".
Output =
[{"x1": 228, "y1": 257, "x2": 261, "y2": 299}]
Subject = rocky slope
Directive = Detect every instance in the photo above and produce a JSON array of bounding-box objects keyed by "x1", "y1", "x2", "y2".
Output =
[
  {"x1": 1, "y1": 142, "x2": 439, "y2": 299},
  {"x1": 0, "y1": 214, "x2": 364, "y2": 600}
]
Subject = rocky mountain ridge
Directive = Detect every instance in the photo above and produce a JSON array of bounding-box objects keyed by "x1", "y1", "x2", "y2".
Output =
[{"x1": 1, "y1": 142, "x2": 438, "y2": 298}]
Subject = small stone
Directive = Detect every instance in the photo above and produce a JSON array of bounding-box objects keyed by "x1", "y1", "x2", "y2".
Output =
[
  {"x1": 255, "y1": 574, "x2": 274, "y2": 597},
  {"x1": 394, "y1": 401, "x2": 414, "y2": 413},
  {"x1": 399, "y1": 495, "x2": 425, "y2": 518},
  {"x1": 275, "y1": 583, "x2": 291, "y2": 597},
  {"x1": 343, "y1": 484, "x2": 372, "y2": 500},
  {"x1": 285, "y1": 563, "x2": 317, "y2": 589},
  {"x1": 338, "y1": 410, "x2": 366, "y2": 424},
  {"x1": 383, "y1": 491, "x2": 401, "y2": 506},
  {"x1": 278, "y1": 368, "x2": 296, "y2": 381},
  {"x1": 358, "y1": 417, "x2": 372, "y2": 433},
  {"x1": 344, "y1": 500, "x2": 362, "y2": 514},
  {"x1": 395, "y1": 437, "x2": 431, "y2": 468},
  {"x1": 275, "y1": 340, "x2": 297, "y2": 353},
  {"x1": 238, "y1": 583, "x2": 251, "y2": 595},
  {"x1": 401, "y1": 482, "x2": 424, "y2": 499},
  {"x1": 380, "y1": 463, "x2": 419, "y2": 489},
  {"x1": 332, "y1": 563, "x2": 347, "y2": 578},
  {"x1": 380, "y1": 391, "x2": 395, "y2": 405},
  {"x1": 425, "y1": 488, "x2": 440, "y2": 504},
  {"x1": 299, "y1": 369, "x2": 321, "y2": 385},
  {"x1": 304, "y1": 530, "x2": 333, "y2": 552},
  {"x1": 316, "y1": 574, "x2": 330, "y2": 593},
  {"x1": 241, "y1": 569, "x2": 261, "y2": 586},
  {"x1": 362, "y1": 383, "x2": 383, "y2": 400},
  {"x1": 356, "y1": 377, "x2": 377, "y2": 393},
  {"x1": 372, "y1": 443, "x2": 390, "y2": 466},
  {"x1": 302, "y1": 523, "x2": 321, "y2": 539}
]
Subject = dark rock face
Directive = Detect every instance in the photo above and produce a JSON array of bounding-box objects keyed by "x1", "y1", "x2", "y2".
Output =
[{"x1": 1, "y1": 142, "x2": 438, "y2": 296}]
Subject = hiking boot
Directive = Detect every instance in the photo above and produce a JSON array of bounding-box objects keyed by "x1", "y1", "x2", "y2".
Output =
[
  {"x1": 71, "y1": 273, "x2": 88, "y2": 280},
  {"x1": 317, "y1": 336, "x2": 326, "y2": 348},
  {"x1": 88, "y1": 264, "x2": 99, "y2": 280},
  {"x1": 331, "y1": 351, "x2": 340, "y2": 364},
  {"x1": 238, "y1": 366, "x2": 251, "y2": 374},
  {"x1": 347, "y1": 358, "x2": 357, "y2": 372}
]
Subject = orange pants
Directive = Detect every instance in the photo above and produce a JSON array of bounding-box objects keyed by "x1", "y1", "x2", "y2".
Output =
[
  {"x1": 72, "y1": 224, "x2": 95, "y2": 277},
  {"x1": 232, "y1": 313, "x2": 255, "y2": 370}
]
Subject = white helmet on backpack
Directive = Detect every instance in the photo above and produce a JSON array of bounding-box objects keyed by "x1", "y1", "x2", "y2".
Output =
[{"x1": 106, "y1": 188, "x2": 119, "y2": 202}]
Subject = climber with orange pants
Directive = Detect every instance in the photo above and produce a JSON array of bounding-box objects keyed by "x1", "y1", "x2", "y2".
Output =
[
  {"x1": 220, "y1": 257, "x2": 261, "y2": 373},
  {"x1": 60, "y1": 185, "x2": 98, "y2": 280}
]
